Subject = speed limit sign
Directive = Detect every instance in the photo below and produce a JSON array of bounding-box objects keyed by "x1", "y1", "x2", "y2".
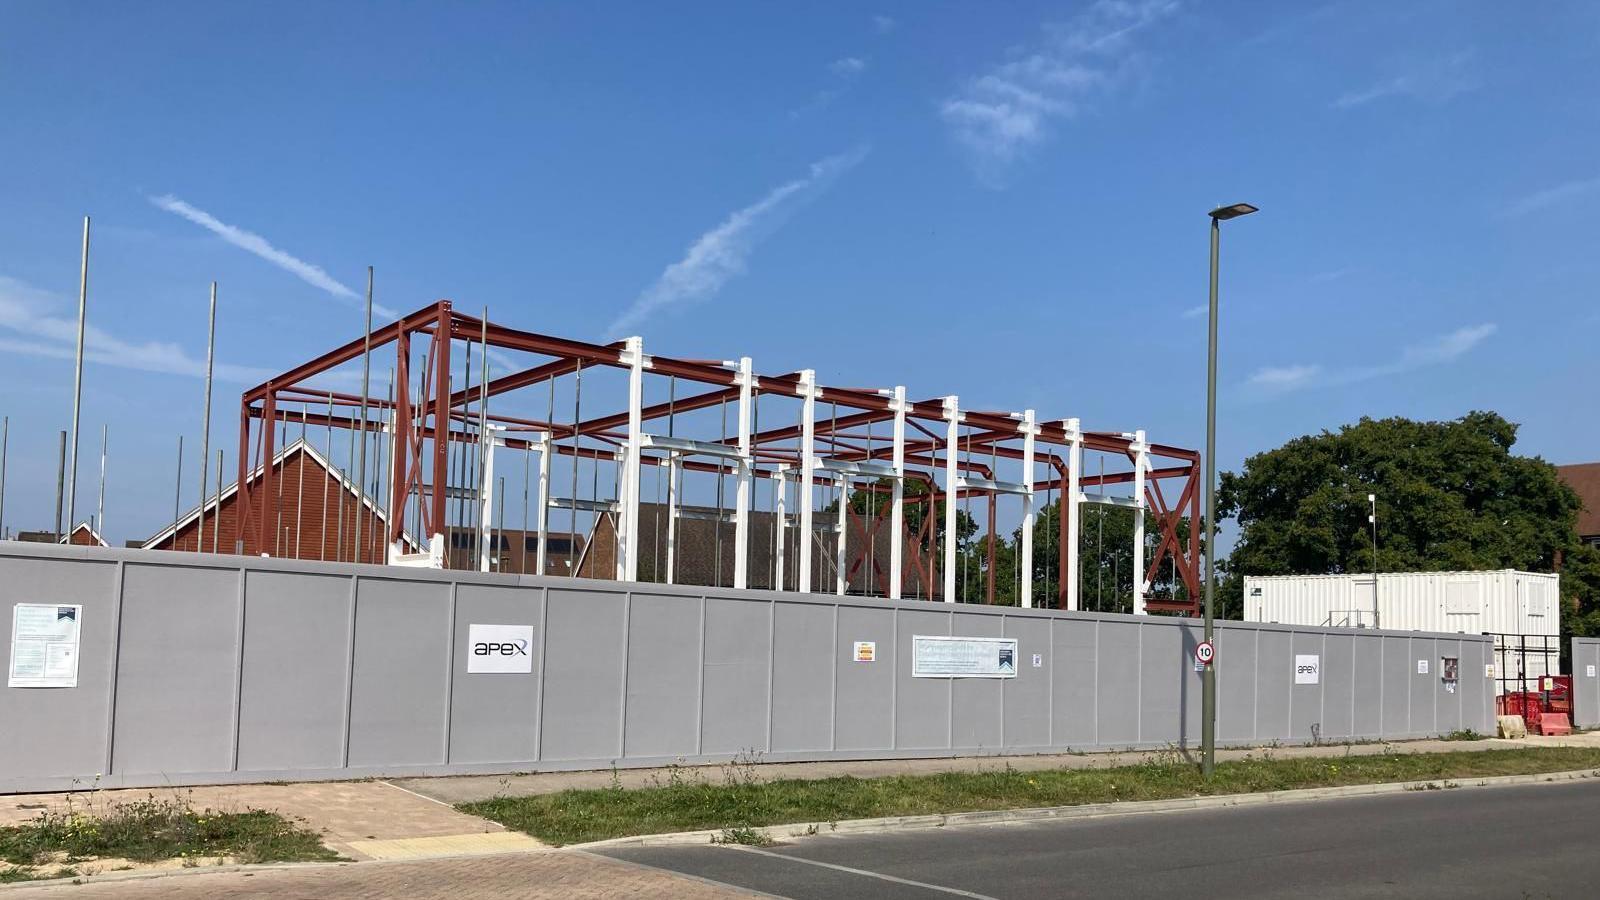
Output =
[{"x1": 1195, "y1": 641, "x2": 1215, "y2": 665}]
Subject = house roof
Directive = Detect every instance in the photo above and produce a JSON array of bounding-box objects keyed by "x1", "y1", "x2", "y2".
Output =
[
  {"x1": 1559, "y1": 462, "x2": 1600, "y2": 538},
  {"x1": 63, "y1": 522, "x2": 107, "y2": 546},
  {"x1": 142, "y1": 438, "x2": 421, "y2": 552}
]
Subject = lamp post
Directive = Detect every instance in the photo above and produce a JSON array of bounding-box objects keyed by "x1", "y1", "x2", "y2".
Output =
[
  {"x1": 1368, "y1": 493, "x2": 1378, "y2": 629},
  {"x1": 1202, "y1": 202, "x2": 1257, "y2": 778}
]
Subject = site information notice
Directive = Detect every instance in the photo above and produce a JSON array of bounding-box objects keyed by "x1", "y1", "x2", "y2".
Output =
[
  {"x1": 912, "y1": 635, "x2": 1017, "y2": 678},
  {"x1": 9, "y1": 603, "x2": 82, "y2": 688}
]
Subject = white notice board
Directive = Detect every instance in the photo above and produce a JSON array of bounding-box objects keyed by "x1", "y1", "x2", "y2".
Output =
[
  {"x1": 912, "y1": 635, "x2": 1017, "y2": 678},
  {"x1": 9, "y1": 604, "x2": 82, "y2": 688}
]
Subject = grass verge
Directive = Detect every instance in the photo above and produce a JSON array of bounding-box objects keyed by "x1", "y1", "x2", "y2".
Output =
[
  {"x1": 0, "y1": 793, "x2": 340, "y2": 883},
  {"x1": 463, "y1": 747, "x2": 1600, "y2": 846}
]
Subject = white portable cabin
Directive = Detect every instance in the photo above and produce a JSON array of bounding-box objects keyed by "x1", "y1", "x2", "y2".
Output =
[{"x1": 1243, "y1": 570, "x2": 1562, "y2": 691}]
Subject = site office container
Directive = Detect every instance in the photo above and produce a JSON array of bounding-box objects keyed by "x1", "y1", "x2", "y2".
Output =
[{"x1": 1243, "y1": 570, "x2": 1561, "y2": 690}]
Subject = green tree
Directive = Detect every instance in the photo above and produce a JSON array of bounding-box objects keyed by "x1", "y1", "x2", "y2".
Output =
[{"x1": 1216, "y1": 411, "x2": 1600, "y2": 629}]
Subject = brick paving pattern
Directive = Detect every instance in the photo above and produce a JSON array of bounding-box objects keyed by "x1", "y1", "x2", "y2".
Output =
[{"x1": 1, "y1": 851, "x2": 757, "y2": 899}]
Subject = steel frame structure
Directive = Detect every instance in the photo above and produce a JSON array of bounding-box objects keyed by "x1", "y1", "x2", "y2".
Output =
[{"x1": 235, "y1": 300, "x2": 1203, "y2": 613}]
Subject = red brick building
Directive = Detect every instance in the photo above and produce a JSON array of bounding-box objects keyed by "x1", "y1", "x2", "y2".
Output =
[
  {"x1": 143, "y1": 439, "x2": 418, "y2": 561},
  {"x1": 1559, "y1": 462, "x2": 1600, "y2": 548}
]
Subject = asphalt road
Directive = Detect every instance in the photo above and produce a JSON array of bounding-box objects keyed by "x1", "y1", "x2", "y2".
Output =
[{"x1": 601, "y1": 779, "x2": 1600, "y2": 899}]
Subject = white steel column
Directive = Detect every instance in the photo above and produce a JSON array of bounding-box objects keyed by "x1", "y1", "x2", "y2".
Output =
[
  {"x1": 888, "y1": 386, "x2": 907, "y2": 600},
  {"x1": 535, "y1": 434, "x2": 550, "y2": 575},
  {"x1": 797, "y1": 370, "x2": 818, "y2": 594},
  {"x1": 1065, "y1": 417, "x2": 1083, "y2": 611},
  {"x1": 478, "y1": 425, "x2": 503, "y2": 572},
  {"x1": 619, "y1": 337, "x2": 646, "y2": 581},
  {"x1": 942, "y1": 395, "x2": 960, "y2": 603},
  {"x1": 1019, "y1": 409, "x2": 1037, "y2": 608},
  {"x1": 1132, "y1": 428, "x2": 1148, "y2": 615},
  {"x1": 733, "y1": 357, "x2": 754, "y2": 589},
  {"x1": 774, "y1": 464, "x2": 788, "y2": 591},
  {"x1": 835, "y1": 476, "x2": 850, "y2": 595},
  {"x1": 665, "y1": 453, "x2": 680, "y2": 584}
]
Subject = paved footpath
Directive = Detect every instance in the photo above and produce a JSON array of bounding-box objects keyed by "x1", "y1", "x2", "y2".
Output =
[{"x1": 0, "y1": 851, "x2": 759, "y2": 899}]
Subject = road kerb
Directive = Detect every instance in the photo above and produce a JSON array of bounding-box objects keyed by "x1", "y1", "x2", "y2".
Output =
[{"x1": 571, "y1": 766, "x2": 1600, "y2": 850}]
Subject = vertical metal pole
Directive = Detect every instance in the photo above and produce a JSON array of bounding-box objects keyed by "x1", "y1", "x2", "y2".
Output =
[
  {"x1": 620, "y1": 336, "x2": 645, "y2": 581},
  {"x1": 0, "y1": 415, "x2": 8, "y2": 539},
  {"x1": 197, "y1": 282, "x2": 216, "y2": 555},
  {"x1": 835, "y1": 475, "x2": 849, "y2": 595},
  {"x1": 1202, "y1": 216, "x2": 1221, "y2": 778},
  {"x1": 774, "y1": 464, "x2": 788, "y2": 590},
  {"x1": 1133, "y1": 429, "x2": 1148, "y2": 615},
  {"x1": 496, "y1": 474, "x2": 507, "y2": 572},
  {"x1": 96, "y1": 424, "x2": 107, "y2": 540},
  {"x1": 733, "y1": 356, "x2": 753, "y2": 589},
  {"x1": 171, "y1": 435, "x2": 183, "y2": 537},
  {"x1": 54, "y1": 431, "x2": 67, "y2": 541},
  {"x1": 536, "y1": 433, "x2": 550, "y2": 575},
  {"x1": 477, "y1": 314, "x2": 490, "y2": 570},
  {"x1": 942, "y1": 396, "x2": 960, "y2": 603},
  {"x1": 1370, "y1": 493, "x2": 1380, "y2": 629},
  {"x1": 213, "y1": 450, "x2": 223, "y2": 553},
  {"x1": 665, "y1": 452, "x2": 679, "y2": 584},
  {"x1": 1065, "y1": 418, "x2": 1083, "y2": 611},
  {"x1": 323, "y1": 392, "x2": 334, "y2": 560},
  {"x1": 522, "y1": 446, "x2": 530, "y2": 574},
  {"x1": 295, "y1": 406, "x2": 307, "y2": 558},
  {"x1": 1019, "y1": 410, "x2": 1036, "y2": 609},
  {"x1": 797, "y1": 370, "x2": 817, "y2": 594},
  {"x1": 66, "y1": 217, "x2": 90, "y2": 532},
  {"x1": 354, "y1": 266, "x2": 373, "y2": 564},
  {"x1": 888, "y1": 387, "x2": 906, "y2": 600}
]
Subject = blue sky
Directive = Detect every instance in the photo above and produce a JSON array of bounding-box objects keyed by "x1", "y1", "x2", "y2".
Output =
[{"x1": 1, "y1": 1, "x2": 1597, "y2": 545}]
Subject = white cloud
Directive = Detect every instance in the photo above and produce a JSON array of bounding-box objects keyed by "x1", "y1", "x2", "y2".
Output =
[
  {"x1": 940, "y1": 1, "x2": 1179, "y2": 181},
  {"x1": 1248, "y1": 364, "x2": 1321, "y2": 390},
  {"x1": 149, "y1": 194, "x2": 398, "y2": 319},
  {"x1": 1333, "y1": 51, "x2": 1478, "y2": 109},
  {"x1": 1181, "y1": 304, "x2": 1207, "y2": 319},
  {"x1": 0, "y1": 275, "x2": 272, "y2": 383},
  {"x1": 606, "y1": 149, "x2": 869, "y2": 338},
  {"x1": 873, "y1": 14, "x2": 896, "y2": 34},
  {"x1": 829, "y1": 56, "x2": 867, "y2": 77},
  {"x1": 1246, "y1": 323, "x2": 1496, "y2": 395},
  {"x1": 1504, "y1": 175, "x2": 1600, "y2": 218}
]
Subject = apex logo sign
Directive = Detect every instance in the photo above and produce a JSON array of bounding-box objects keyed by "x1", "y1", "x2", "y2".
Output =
[{"x1": 467, "y1": 624, "x2": 535, "y2": 674}]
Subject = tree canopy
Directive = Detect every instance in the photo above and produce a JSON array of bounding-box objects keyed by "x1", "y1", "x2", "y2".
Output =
[{"x1": 1216, "y1": 411, "x2": 1600, "y2": 630}]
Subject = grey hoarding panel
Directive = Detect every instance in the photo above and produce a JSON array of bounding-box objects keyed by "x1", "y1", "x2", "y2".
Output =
[
  {"x1": 1381, "y1": 635, "x2": 1411, "y2": 736},
  {"x1": 1138, "y1": 622, "x2": 1189, "y2": 747},
  {"x1": 1289, "y1": 631, "x2": 1324, "y2": 741},
  {"x1": 1051, "y1": 618, "x2": 1097, "y2": 747},
  {"x1": 1574, "y1": 639, "x2": 1600, "y2": 728},
  {"x1": 0, "y1": 557, "x2": 118, "y2": 780},
  {"x1": 540, "y1": 587, "x2": 625, "y2": 761},
  {"x1": 237, "y1": 570, "x2": 351, "y2": 771},
  {"x1": 770, "y1": 600, "x2": 834, "y2": 753},
  {"x1": 623, "y1": 592, "x2": 700, "y2": 759},
  {"x1": 1320, "y1": 633, "x2": 1355, "y2": 740},
  {"x1": 347, "y1": 577, "x2": 450, "y2": 767},
  {"x1": 449, "y1": 583, "x2": 543, "y2": 764},
  {"x1": 112, "y1": 563, "x2": 239, "y2": 775},
  {"x1": 700, "y1": 596, "x2": 771, "y2": 755},
  {"x1": 834, "y1": 605, "x2": 892, "y2": 751},
  {"x1": 1407, "y1": 637, "x2": 1436, "y2": 738},
  {"x1": 1255, "y1": 629, "x2": 1291, "y2": 742},
  {"x1": 1095, "y1": 620, "x2": 1140, "y2": 745},
  {"x1": 1215, "y1": 625, "x2": 1256, "y2": 743},
  {"x1": 894, "y1": 608, "x2": 952, "y2": 749},
  {"x1": 1001, "y1": 615, "x2": 1051, "y2": 748},
  {"x1": 1351, "y1": 634, "x2": 1382, "y2": 738},
  {"x1": 949, "y1": 611, "x2": 1003, "y2": 751}
]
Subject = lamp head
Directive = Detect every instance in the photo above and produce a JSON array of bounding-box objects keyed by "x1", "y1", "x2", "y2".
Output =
[{"x1": 1209, "y1": 202, "x2": 1259, "y2": 221}]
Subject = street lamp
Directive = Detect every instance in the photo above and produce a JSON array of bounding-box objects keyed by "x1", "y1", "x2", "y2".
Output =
[
  {"x1": 1368, "y1": 493, "x2": 1378, "y2": 629},
  {"x1": 1202, "y1": 201, "x2": 1257, "y2": 778}
]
